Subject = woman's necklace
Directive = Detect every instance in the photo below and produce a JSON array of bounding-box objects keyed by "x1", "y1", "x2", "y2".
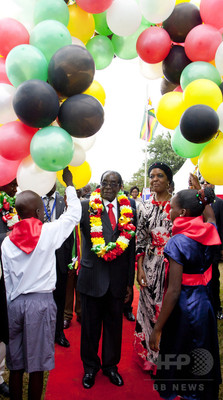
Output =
[{"x1": 153, "y1": 192, "x2": 171, "y2": 211}]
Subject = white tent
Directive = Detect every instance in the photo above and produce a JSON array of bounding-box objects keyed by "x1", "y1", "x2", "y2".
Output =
[{"x1": 173, "y1": 159, "x2": 223, "y2": 195}]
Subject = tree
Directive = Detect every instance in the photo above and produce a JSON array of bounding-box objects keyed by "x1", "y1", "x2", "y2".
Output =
[{"x1": 124, "y1": 132, "x2": 185, "y2": 191}]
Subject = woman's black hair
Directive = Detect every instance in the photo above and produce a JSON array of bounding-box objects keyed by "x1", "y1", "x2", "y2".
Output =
[
  {"x1": 175, "y1": 187, "x2": 215, "y2": 217},
  {"x1": 130, "y1": 186, "x2": 140, "y2": 195}
]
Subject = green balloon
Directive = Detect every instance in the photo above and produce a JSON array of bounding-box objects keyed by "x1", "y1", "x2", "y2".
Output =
[
  {"x1": 180, "y1": 61, "x2": 222, "y2": 91},
  {"x1": 5, "y1": 45, "x2": 48, "y2": 88},
  {"x1": 112, "y1": 23, "x2": 150, "y2": 60},
  {"x1": 34, "y1": 0, "x2": 69, "y2": 26},
  {"x1": 86, "y1": 35, "x2": 114, "y2": 70},
  {"x1": 171, "y1": 125, "x2": 209, "y2": 158},
  {"x1": 93, "y1": 12, "x2": 112, "y2": 36},
  {"x1": 29, "y1": 20, "x2": 72, "y2": 64},
  {"x1": 30, "y1": 126, "x2": 74, "y2": 171}
]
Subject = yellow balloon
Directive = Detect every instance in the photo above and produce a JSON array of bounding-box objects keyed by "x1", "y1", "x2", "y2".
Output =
[
  {"x1": 190, "y1": 156, "x2": 199, "y2": 165},
  {"x1": 67, "y1": 4, "x2": 95, "y2": 44},
  {"x1": 176, "y1": 0, "x2": 190, "y2": 3},
  {"x1": 57, "y1": 161, "x2": 91, "y2": 189},
  {"x1": 83, "y1": 80, "x2": 106, "y2": 106},
  {"x1": 198, "y1": 132, "x2": 223, "y2": 185},
  {"x1": 183, "y1": 79, "x2": 223, "y2": 111},
  {"x1": 156, "y1": 91, "x2": 185, "y2": 130}
]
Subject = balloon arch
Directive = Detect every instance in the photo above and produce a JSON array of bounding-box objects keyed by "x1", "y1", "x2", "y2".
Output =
[{"x1": 0, "y1": 0, "x2": 223, "y2": 193}]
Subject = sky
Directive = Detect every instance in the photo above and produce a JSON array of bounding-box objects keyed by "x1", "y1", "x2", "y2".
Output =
[{"x1": 85, "y1": 57, "x2": 162, "y2": 185}]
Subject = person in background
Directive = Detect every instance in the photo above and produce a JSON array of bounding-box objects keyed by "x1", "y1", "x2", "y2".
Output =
[
  {"x1": 2, "y1": 168, "x2": 81, "y2": 400},
  {"x1": 134, "y1": 162, "x2": 173, "y2": 373},
  {"x1": 150, "y1": 186, "x2": 221, "y2": 400},
  {"x1": 122, "y1": 186, "x2": 136, "y2": 322},
  {"x1": 64, "y1": 188, "x2": 83, "y2": 329},
  {"x1": 81, "y1": 184, "x2": 92, "y2": 199},
  {"x1": 190, "y1": 172, "x2": 223, "y2": 320},
  {"x1": 130, "y1": 186, "x2": 142, "y2": 209},
  {"x1": 0, "y1": 179, "x2": 19, "y2": 398},
  {"x1": 77, "y1": 171, "x2": 136, "y2": 389},
  {"x1": 42, "y1": 184, "x2": 74, "y2": 347}
]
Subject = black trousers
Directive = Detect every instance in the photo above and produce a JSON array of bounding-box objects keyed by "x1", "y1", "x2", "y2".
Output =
[
  {"x1": 53, "y1": 267, "x2": 68, "y2": 338},
  {"x1": 80, "y1": 290, "x2": 124, "y2": 374}
]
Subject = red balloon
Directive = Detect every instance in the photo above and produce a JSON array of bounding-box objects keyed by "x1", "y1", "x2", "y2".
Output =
[
  {"x1": 0, "y1": 18, "x2": 29, "y2": 58},
  {"x1": 0, "y1": 121, "x2": 38, "y2": 160},
  {"x1": 185, "y1": 24, "x2": 222, "y2": 62},
  {"x1": 200, "y1": 0, "x2": 223, "y2": 30},
  {"x1": 0, "y1": 58, "x2": 11, "y2": 84},
  {"x1": 136, "y1": 27, "x2": 171, "y2": 64},
  {"x1": 76, "y1": 0, "x2": 113, "y2": 13},
  {"x1": 0, "y1": 156, "x2": 20, "y2": 186},
  {"x1": 174, "y1": 85, "x2": 183, "y2": 92}
]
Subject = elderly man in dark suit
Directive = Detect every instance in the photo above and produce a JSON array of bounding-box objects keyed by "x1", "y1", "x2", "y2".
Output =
[
  {"x1": 77, "y1": 171, "x2": 136, "y2": 389},
  {"x1": 42, "y1": 184, "x2": 74, "y2": 347}
]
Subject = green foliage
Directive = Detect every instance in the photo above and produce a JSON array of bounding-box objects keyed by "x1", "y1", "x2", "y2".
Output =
[{"x1": 124, "y1": 132, "x2": 185, "y2": 191}]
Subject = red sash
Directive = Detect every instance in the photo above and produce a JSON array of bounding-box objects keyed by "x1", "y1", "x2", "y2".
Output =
[
  {"x1": 9, "y1": 218, "x2": 43, "y2": 254},
  {"x1": 172, "y1": 216, "x2": 221, "y2": 246}
]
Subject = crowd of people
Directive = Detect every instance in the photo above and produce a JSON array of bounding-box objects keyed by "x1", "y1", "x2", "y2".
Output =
[{"x1": 0, "y1": 162, "x2": 222, "y2": 400}]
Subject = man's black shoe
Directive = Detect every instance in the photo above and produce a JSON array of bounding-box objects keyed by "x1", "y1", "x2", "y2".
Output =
[
  {"x1": 103, "y1": 370, "x2": 124, "y2": 386},
  {"x1": 55, "y1": 332, "x2": 70, "y2": 347},
  {"x1": 124, "y1": 311, "x2": 135, "y2": 322},
  {"x1": 82, "y1": 372, "x2": 96, "y2": 389},
  {"x1": 0, "y1": 381, "x2": 10, "y2": 397}
]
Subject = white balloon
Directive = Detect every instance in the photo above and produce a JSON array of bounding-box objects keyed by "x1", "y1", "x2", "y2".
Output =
[
  {"x1": 215, "y1": 42, "x2": 223, "y2": 77},
  {"x1": 71, "y1": 37, "x2": 86, "y2": 48},
  {"x1": 0, "y1": 84, "x2": 17, "y2": 124},
  {"x1": 139, "y1": 58, "x2": 163, "y2": 80},
  {"x1": 17, "y1": 156, "x2": 57, "y2": 196},
  {"x1": 106, "y1": 0, "x2": 142, "y2": 37},
  {"x1": 69, "y1": 143, "x2": 86, "y2": 166},
  {"x1": 217, "y1": 102, "x2": 223, "y2": 132},
  {"x1": 72, "y1": 135, "x2": 97, "y2": 151},
  {"x1": 139, "y1": 0, "x2": 175, "y2": 24}
]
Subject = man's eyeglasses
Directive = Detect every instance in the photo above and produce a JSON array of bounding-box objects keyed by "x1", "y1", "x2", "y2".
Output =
[{"x1": 101, "y1": 181, "x2": 119, "y2": 188}]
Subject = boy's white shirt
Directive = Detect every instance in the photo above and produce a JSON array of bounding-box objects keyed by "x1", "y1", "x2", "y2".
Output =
[{"x1": 2, "y1": 186, "x2": 82, "y2": 303}]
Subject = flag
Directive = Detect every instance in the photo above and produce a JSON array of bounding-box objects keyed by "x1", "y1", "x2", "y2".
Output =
[{"x1": 140, "y1": 99, "x2": 158, "y2": 142}]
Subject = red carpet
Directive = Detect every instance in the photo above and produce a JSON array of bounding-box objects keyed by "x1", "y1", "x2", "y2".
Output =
[{"x1": 45, "y1": 287, "x2": 162, "y2": 400}]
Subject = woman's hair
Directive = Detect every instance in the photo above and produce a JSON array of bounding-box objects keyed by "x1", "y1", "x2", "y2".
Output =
[
  {"x1": 175, "y1": 187, "x2": 215, "y2": 217},
  {"x1": 148, "y1": 162, "x2": 173, "y2": 183},
  {"x1": 130, "y1": 186, "x2": 140, "y2": 195}
]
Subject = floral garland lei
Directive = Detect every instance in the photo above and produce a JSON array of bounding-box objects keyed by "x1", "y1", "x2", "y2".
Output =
[
  {"x1": 0, "y1": 191, "x2": 19, "y2": 230},
  {"x1": 89, "y1": 188, "x2": 136, "y2": 262}
]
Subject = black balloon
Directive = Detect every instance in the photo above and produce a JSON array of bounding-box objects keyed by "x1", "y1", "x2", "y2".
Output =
[
  {"x1": 219, "y1": 82, "x2": 223, "y2": 96},
  {"x1": 180, "y1": 105, "x2": 219, "y2": 144},
  {"x1": 162, "y1": 45, "x2": 191, "y2": 84},
  {"x1": 58, "y1": 94, "x2": 104, "y2": 138},
  {"x1": 13, "y1": 80, "x2": 60, "y2": 128},
  {"x1": 48, "y1": 45, "x2": 95, "y2": 98},
  {"x1": 160, "y1": 78, "x2": 178, "y2": 95},
  {"x1": 163, "y1": 3, "x2": 202, "y2": 43}
]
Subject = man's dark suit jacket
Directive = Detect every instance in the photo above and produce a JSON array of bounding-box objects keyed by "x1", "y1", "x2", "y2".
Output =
[
  {"x1": 54, "y1": 192, "x2": 74, "y2": 273},
  {"x1": 77, "y1": 199, "x2": 135, "y2": 298}
]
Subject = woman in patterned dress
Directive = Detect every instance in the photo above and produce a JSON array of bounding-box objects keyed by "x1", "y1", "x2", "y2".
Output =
[{"x1": 133, "y1": 162, "x2": 173, "y2": 372}]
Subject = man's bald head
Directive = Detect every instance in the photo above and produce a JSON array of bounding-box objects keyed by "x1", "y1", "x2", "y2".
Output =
[{"x1": 15, "y1": 190, "x2": 44, "y2": 222}]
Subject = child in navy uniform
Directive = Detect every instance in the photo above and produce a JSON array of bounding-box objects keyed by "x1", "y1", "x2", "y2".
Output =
[
  {"x1": 150, "y1": 186, "x2": 221, "y2": 400},
  {"x1": 1, "y1": 168, "x2": 81, "y2": 400}
]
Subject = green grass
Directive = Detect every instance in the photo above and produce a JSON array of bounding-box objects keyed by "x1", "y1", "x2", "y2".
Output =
[{"x1": 218, "y1": 263, "x2": 223, "y2": 400}]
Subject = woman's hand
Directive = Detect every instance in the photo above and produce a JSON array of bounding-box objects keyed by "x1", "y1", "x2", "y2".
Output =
[
  {"x1": 137, "y1": 267, "x2": 147, "y2": 287},
  {"x1": 149, "y1": 327, "x2": 162, "y2": 352}
]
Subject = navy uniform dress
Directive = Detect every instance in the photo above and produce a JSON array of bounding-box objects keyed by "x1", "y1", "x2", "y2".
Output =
[{"x1": 154, "y1": 232, "x2": 221, "y2": 400}]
